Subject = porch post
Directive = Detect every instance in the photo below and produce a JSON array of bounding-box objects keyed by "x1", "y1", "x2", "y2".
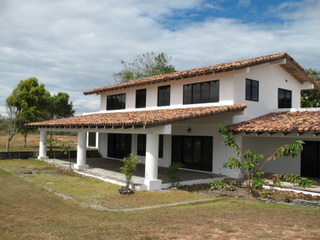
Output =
[
  {"x1": 38, "y1": 130, "x2": 47, "y2": 160},
  {"x1": 74, "y1": 131, "x2": 89, "y2": 170},
  {"x1": 144, "y1": 133, "x2": 162, "y2": 190}
]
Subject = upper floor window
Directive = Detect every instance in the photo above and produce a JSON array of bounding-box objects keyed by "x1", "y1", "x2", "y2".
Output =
[
  {"x1": 278, "y1": 88, "x2": 292, "y2": 108},
  {"x1": 183, "y1": 80, "x2": 219, "y2": 104},
  {"x1": 107, "y1": 93, "x2": 126, "y2": 110},
  {"x1": 246, "y1": 79, "x2": 259, "y2": 102},
  {"x1": 136, "y1": 89, "x2": 146, "y2": 108},
  {"x1": 158, "y1": 85, "x2": 170, "y2": 106}
]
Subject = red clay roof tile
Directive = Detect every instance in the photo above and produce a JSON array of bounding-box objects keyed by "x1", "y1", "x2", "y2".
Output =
[
  {"x1": 26, "y1": 104, "x2": 247, "y2": 129},
  {"x1": 84, "y1": 52, "x2": 318, "y2": 95},
  {"x1": 228, "y1": 111, "x2": 320, "y2": 133}
]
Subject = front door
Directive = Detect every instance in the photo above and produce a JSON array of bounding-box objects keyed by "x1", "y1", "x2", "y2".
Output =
[
  {"x1": 301, "y1": 141, "x2": 320, "y2": 178},
  {"x1": 172, "y1": 136, "x2": 213, "y2": 171},
  {"x1": 108, "y1": 134, "x2": 132, "y2": 159}
]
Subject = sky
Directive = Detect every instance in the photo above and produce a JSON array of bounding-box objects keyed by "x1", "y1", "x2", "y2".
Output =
[{"x1": 1, "y1": 0, "x2": 320, "y2": 116}]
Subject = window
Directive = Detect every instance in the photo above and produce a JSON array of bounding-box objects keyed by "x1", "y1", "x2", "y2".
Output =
[
  {"x1": 158, "y1": 135, "x2": 163, "y2": 158},
  {"x1": 137, "y1": 134, "x2": 146, "y2": 156},
  {"x1": 88, "y1": 132, "x2": 96, "y2": 147},
  {"x1": 183, "y1": 80, "x2": 219, "y2": 104},
  {"x1": 158, "y1": 85, "x2": 170, "y2": 106},
  {"x1": 136, "y1": 89, "x2": 146, "y2": 108},
  {"x1": 278, "y1": 88, "x2": 292, "y2": 108},
  {"x1": 107, "y1": 93, "x2": 126, "y2": 110},
  {"x1": 172, "y1": 136, "x2": 213, "y2": 171},
  {"x1": 246, "y1": 79, "x2": 259, "y2": 101},
  {"x1": 108, "y1": 134, "x2": 132, "y2": 159}
]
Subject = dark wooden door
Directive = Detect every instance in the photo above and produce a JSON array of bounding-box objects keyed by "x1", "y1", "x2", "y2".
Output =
[{"x1": 301, "y1": 141, "x2": 320, "y2": 178}]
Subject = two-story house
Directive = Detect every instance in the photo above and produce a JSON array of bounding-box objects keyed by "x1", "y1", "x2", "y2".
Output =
[{"x1": 27, "y1": 52, "x2": 320, "y2": 190}]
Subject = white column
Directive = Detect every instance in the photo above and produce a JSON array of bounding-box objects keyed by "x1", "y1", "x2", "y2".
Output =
[
  {"x1": 38, "y1": 130, "x2": 47, "y2": 160},
  {"x1": 144, "y1": 133, "x2": 162, "y2": 190},
  {"x1": 74, "y1": 131, "x2": 89, "y2": 170}
]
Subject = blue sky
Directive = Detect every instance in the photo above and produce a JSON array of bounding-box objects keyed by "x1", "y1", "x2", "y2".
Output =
[{"x1": 0, "y1": 0, "x2": 319, "y2": 116}]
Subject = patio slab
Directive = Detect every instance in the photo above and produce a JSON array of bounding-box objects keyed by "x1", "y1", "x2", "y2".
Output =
[{"x1": 44, "y1": 157, "x2": 226, "y2": 189}]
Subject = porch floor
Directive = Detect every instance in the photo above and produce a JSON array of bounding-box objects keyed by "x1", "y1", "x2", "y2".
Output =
[{"x1": 46, "y1": 157, "x2": 225, "y2": 187}]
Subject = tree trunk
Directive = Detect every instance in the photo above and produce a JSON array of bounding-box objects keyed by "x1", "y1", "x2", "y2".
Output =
[
  {"x1": 23, "y1": 131, "x2": 28, "y2": 148},
  {"x1": 6, "y1": 130, "x2": 15, "y2": 152},
  {"x1": 49, "y1": 131, "x2": 53, "y2": 151}
]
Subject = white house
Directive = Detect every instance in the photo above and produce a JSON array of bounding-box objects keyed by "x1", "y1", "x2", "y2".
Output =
[{"x1": 27, "y1": 53, "x2": 320, "y2": 190}]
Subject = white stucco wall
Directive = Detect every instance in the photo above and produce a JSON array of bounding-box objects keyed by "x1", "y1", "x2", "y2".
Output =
[
  {"x1": 242, "y1": 136, "x2": 302, "y2": 175},
  {"x1": 233, "y1": 63, "x2": 304, "y2": 118}
]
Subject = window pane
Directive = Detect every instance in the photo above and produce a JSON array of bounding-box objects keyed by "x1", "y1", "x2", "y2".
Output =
[
  {"x1": 192, "y1": 83, "x2": 201, "y2": 103},
  {"x1": 246, "y1": 79, "x2": 259, "y2": 102},
  {"x1": 245, "y1": 79, "x2": 252, "y2": 100},
  {"x1": 251, "y1": 80, "x2": 259, "y2": 101},
  {"x1": 278, "y1": 88, "x2": 291, "y2": 108},
  {"x1": 209, "y1": 80, "x2": 219, "y2": 102},
  {"x1": 137, "y1": 134, "x2": 146, "y2": 156},
  {"x1": 183, "y1": 84, "x2": 192, "y2": 104},
  {"x1": 136, "y1": 89, "x2": 146, "y2": 108},
  {"x1": 158, "y1": 135, "x2": 163, "y2": 158},
  {"x1": 107, "y1": 93, "x2": 126, "y2": 110},
  {"x1": 158, "y1": 85, "x2": 170, "y2": 106},
  {"x1": 201, "y1": 82, "x2": 210, "y2": 103}
]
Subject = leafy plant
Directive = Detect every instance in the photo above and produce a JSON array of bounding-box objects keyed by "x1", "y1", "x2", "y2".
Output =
[
  {"x1": 167, "y1": 162, "x2": 184, "y2": 187},
  {"x1": 119, "y1": 154, "x2": 140, "y2": 190},
  {"x1": 219, "y1": 125, "x2": 313, "y2": 190},
  {"x1": 59, "y1": 140, "x2": 74, "y2": 170},
  {"x1": 270, "y1": 173, "x2": 316, "y2": 188}
]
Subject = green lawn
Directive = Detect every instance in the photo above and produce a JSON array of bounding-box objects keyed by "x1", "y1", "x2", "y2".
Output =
[{"x1": 1, "y1": 159, "x2": 320, "y2": 239}]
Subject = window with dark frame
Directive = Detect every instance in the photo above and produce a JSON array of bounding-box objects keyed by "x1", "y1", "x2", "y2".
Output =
[
  {"x1": 137, "y1": 134, "x2": 146, "y2": 156},
  {"x1": 183, "y1": 80, "x2": 219, "y2": 104},
  {"x1": 136, "y1": 89, "x2": 146, "y2": 108},
  {"x1": 157, "y1": 85, "x2": 170, "y2": 106},
  {"x1": 88, "y1": 132, "x2": 96, "y2": 147},
  {"x1": 278, "y1": 88, "x2": 292, "y2": 108},
  {"x1": 158, "y1": 135, "x2": 163, "y2": 158},
  {"x1": 245, "y1": 79, "x2": 259, "y2": 102},
  {"x1": 107, "y1": 93, "x2": 126, "y2": 110}
]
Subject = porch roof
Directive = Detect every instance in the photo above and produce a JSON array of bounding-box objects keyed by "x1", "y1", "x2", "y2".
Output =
[
  {"x1": 228, "y1": 110, "x2": 320, "y2": 135},
  {"x1": 84, "y1": 52, "x2": 319, "y2": 95},
  {"x1": 26, "y1": 104, "x2": 247, "y2": 129}
]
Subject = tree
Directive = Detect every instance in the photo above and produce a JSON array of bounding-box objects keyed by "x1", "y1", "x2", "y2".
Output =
[
  {"x1": 47, "y1": 92, "x2": 75, "y2": 151},
  {"x1": 6, "y1": 77, "x2": 51, "y2": 148},
  {"x1": 113, "y1": 52, "x2": 177, "y2": 83},
  {"x1": 301, "y1": 68, "x2": 320, "y2": 107},
  {"x1": 218, "y1": 125, "x2": 315, "y2": 191},
  {"x1": 6, "y1": 78, "x2": 75, "y2": 149},
  {"x1": 50, "y1": 92, "x2": 75, "y2": 119},
  {"x1": 2, "y1": 105, "x2": 19, "y2": 151}
]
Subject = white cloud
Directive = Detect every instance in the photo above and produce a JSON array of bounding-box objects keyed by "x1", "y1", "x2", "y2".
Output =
[
  {"x1": 0, "y1": 0, "x2": 319, "y2": 117},
  {"x1": 237, "y1": 0, "x2": 251, "y2": 7}
]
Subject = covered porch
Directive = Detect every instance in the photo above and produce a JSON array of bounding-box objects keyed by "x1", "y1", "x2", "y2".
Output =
[
  {"x1": 43, "y1": 157, "x2": 226, "y2": 190},
  {"x1": 26, "y1": 104, "x2": 247, "y2": 191}
]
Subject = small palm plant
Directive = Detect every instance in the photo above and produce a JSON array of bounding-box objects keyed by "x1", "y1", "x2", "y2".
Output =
[{"x1": 119, "y1": 154, "x2": 140, "y2": 194}]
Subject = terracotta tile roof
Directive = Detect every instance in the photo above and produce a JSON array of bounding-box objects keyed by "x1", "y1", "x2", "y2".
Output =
[
  {"x1": 228, "y1": 110, "x2": 320, "y2": 134},
  {"x1": 84, "y1": 52, "x2": 318, "y2": 95},
  {"x1": 26, "y1": 104, "x2": 247, "y2": 129}
]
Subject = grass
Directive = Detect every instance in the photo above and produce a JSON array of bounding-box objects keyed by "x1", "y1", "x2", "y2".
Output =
[
  {"x1": 0, "y1": 131, "x2": 77, "y2": 151},
  {"x1": 0, "y1": 159, "x2": 210, "y2": 209},
  {"x1": 1, "y1": 165, "x2": 320, "y2": 240}
]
